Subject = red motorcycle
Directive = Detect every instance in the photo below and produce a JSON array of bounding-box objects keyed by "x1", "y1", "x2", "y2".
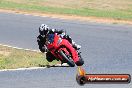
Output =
[{"x1": 45, "y1": 33, "x2": 84, "y2": 67}]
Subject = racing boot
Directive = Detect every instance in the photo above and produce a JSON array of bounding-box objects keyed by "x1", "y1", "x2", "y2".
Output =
[
  {"x1": 72, "y1": 40, "x2": 81, "y2": 50},
  {"x1": 64, "y1": 35, "x2": 81, "y2": 50}
]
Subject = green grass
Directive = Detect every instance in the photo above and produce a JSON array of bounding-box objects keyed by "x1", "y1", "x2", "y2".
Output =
[
  {"x1": 0, "y1": 45, "x2": 58, "y2": 69},
  {"x1": 0, "y1": 0, "x2": 132, "y2": 20}
]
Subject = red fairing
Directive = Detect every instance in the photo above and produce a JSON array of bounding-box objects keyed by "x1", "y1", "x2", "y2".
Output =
[
  {"x1": 59, "y1": 39, "x2": 79, "y2": 62},
  {"x1": 46, "y1": 33, "x2": 80, "y2": 64}
]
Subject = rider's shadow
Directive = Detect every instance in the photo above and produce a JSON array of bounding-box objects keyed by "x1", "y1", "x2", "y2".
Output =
[{"x1": 39, "y1": 64, "x2": 70, "y2": 68}]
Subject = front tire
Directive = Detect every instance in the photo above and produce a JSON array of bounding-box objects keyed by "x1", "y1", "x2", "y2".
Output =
[
  {"x1": 59, "y1": 50, "x2": 75, "y2": 67},
  {"x1": 75, "y1": 59, "x2": 84, "y2": 66},
  {"x1": 76, "y1": 53, "x2": 84, "y2": 66}
]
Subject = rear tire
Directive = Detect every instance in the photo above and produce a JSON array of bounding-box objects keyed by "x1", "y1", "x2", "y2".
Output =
[
  {"x1": 46, "y1": 52, "x2": 55, "y2": 62},
  {"x1": 59, "y1": 50, "x2": 75, "y2": 67}
]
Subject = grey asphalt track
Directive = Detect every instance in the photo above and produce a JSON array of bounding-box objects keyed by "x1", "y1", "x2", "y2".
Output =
[{"x1": 0, "y1": 12, "x2": 132, "y2": 88}]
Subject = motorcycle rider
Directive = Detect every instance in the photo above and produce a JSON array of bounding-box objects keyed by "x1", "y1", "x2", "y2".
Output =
[{"x1": 37, "y1": 24, "x2": 81, "y2": 62}]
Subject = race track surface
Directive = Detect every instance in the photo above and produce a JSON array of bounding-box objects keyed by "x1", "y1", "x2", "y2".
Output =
[{"x1": 0, "y1": 12, "x2": 132, "y2": 88}]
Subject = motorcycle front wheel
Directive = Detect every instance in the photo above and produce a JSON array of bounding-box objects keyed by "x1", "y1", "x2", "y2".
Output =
[{"x1": 59, "y1": 50, "x2": 75, "y2": 67}]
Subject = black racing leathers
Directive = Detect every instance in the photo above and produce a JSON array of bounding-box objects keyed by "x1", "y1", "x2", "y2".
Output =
[{"x1": 37, "y1": 29, "x2": 65, "y2": 62}]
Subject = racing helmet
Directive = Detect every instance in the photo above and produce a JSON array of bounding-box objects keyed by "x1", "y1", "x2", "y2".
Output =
[{"x1": 39, "y1": 24, "x2": 49, "y2": 36}]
